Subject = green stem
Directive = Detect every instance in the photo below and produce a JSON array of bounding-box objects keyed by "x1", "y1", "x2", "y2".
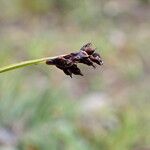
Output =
[{"x1": 0, "y1": 56, "x2": 60, "y2": 73}]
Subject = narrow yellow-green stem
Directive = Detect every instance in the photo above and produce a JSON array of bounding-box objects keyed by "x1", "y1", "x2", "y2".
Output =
[{"x1": 0, "y1": 56, "x2": 59, "y2": 73}]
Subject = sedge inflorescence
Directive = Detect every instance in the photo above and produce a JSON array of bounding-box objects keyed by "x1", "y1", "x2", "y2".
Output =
[{"x1": 46, "y1": 43, "x2": 103, "y2": 78}]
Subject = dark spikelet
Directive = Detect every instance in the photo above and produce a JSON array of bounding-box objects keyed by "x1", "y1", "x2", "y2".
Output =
[
  {"x1": 50, "y1": 57, "x2": 73, "y2": 68},
  {"x1": 69, "y1": 64, "x2": 83, "y2": 76},
  {"x1": 46, "y1": 43, "x2": 103, "y2": 77},
  {"x1": 90, "y1": 52, "x2": 103, "y2": 65},
  {"x1": 63, "y1": 68, "x2": 72, "y2": 78},
  {"x1": 80, "y1": 43, "x2": 95, "y2": 55},
  {"x1": 68, "y1": 51, "x2": 88, "y2": 62},
  {"x1": 56, "y1": 64, "x2": 83, "y2": 77},
  {"x1": 79, "y1": 58, "x2": 96, "y2": 68},
  {"x1": 55, "y1": 65, "x2": 72, "y2": 78}
]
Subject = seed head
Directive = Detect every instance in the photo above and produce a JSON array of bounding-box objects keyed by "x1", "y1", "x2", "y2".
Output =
[{"x1": 46, "y1": 43, "x2": 103, "y2": 77}]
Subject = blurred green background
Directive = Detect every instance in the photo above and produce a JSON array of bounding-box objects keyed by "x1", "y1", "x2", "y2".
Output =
[{"x1": 0, "y1": 0, "x2": 150, "y2": 150}]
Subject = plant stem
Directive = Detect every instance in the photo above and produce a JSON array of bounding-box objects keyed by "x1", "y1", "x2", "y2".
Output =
[{"x1": 0, "y1": 56, "x2": 60, "y2": 73}]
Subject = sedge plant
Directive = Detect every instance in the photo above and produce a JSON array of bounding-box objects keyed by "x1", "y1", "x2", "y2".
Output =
[{"x1": 0, "y1": 43, "x2": 103, "y2": 77}]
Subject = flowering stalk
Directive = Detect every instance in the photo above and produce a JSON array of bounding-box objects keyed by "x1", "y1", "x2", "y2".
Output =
[
  {"x1": 0, "y1": 56, "x2": 65, "y2": 73},
  {"x1": 0, "y1": 43, "x2": 103, "y2": 77}
]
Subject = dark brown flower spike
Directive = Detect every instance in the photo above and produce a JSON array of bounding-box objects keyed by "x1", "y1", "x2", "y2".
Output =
[{"x1": 46, "y1": 43, "x2": 103, "y2": 78}]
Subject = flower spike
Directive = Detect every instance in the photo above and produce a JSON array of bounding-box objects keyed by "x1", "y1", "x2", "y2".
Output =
[{"x1": 46, "y1": 43, "x2": 103, "y2": 77}]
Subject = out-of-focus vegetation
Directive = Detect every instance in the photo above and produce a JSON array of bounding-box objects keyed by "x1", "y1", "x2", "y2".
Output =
[{"x1": 0, "y1": 0, "x2": 150, "y2": 150}]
